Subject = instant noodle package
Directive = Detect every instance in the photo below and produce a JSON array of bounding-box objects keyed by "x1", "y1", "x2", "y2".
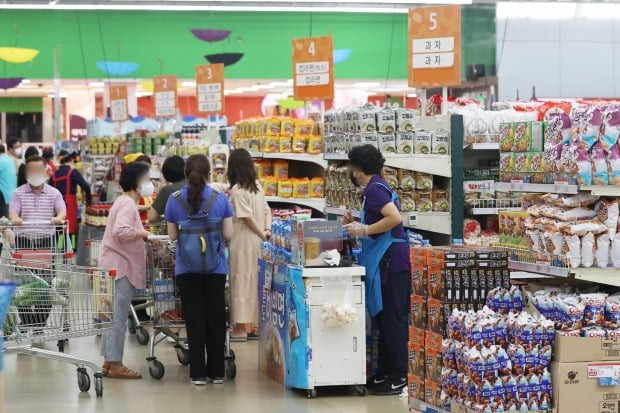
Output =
[{"x1": 233, "y1": 116, "x2": 322, "y2": 155}]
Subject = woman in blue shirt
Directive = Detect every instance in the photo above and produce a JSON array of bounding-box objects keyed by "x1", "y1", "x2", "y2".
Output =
[{"x1": 165, "y1": 154, "x2": 233, "y2": 385}]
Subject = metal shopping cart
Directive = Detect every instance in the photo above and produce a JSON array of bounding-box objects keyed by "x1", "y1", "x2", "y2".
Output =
[
  {"x1": 145, "y1": 235, "x2": 236, "y2": 381},
  {"x1": 1, "y1": 257, "x2": 115, "y2": 397}
]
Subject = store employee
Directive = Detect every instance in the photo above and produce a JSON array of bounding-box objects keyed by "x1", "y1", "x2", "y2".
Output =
[{"x1": 342, "y1": 144, "x2": 411, "y2": 396}]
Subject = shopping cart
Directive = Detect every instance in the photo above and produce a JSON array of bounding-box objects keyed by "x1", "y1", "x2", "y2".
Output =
[
  {"x1": 144, "y1": 235, "x2": 236, "y2": 381},
  {"x1": 1, "y1": 257, "x2": 115, "y2": 397},
  {"x1": 0, "y1": 220, "x2": 73, "y2": 263}
]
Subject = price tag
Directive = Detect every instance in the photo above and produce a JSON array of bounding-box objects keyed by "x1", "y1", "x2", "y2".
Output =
[
  {"x1": 588, "y1": 363, "x2": 620, "y2": 379},
  {"x1": 292, "y1": 35, "x2": 334, "y2": 100},
  {"x1": 408, "y1": 5, "x2": 461, "y2": 88},
  {"x1": 196, "y1": 63, "x2": 225, "y2": 115},
  {"x1": 153, "y1": 75, "x2": 177, "y2": 117},
  {"x1": 109, "y1": 85, "x2": 128, "y2": 122}
]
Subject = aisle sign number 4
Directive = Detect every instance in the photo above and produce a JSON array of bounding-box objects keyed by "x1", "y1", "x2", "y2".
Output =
[
  {"x1": 109, "y1": 85, "x2": 128, "y2": 122},
  {"x1": 408, "y1": 5, "x2": 461, "y2": 88},
  {"x1": 292, "y1": 35, "x2": 334, "y2": 100},
  {"x1": 153, "y1": 74, "x2": 178, "y2": 117},
  {"x1": 196, "y1": 63, "x2": 225, "y2": 114}
]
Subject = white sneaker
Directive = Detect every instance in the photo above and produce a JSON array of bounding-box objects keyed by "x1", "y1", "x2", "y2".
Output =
[
  {"x1": 191, "y1": 378, "x2": 207, "y2": 385},
  {"x1": 207, "y1": 377, "x2": 224, "y2": 384}
]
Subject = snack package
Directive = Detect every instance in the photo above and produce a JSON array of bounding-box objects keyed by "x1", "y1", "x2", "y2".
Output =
[
  {"x1": 544, "y1": 111, "x2": 572, "y2": 146},
  {"x1": 263, "y1": 176, "x2": 278, "y2": 196},
  {"x1": 612, "y1": 233, "x2": 620, "y2": 268},
  {"x1": 265, "y1": 136, "x2": 279, "y2": 153},
  {"x1": 581, "y1": 232, "x2": 595, "y2": 268},
  {"x1": 292, "y1": 178, "x2": 310, "y2": 198},
  {"x1": 279, "y1": 136, "x2": 292, "y2": 153},
  {"x1": 583, "y1": 107, "x2": 602, "y2": 150},
  {"x1": 294, "y1": 119, "x2": 314, "y2": 136},
  {"x1": 560, "y1": 220, "x2": 608, "y2": 236},
  {"x1": 378, "y1": 133, "x2": 397, "y2": 153},
  {"x1": 381, "y1": 167, "x2": 399, "y2": 189},
  {"x1": 514, "y1": 121, "x2": 544, "y2": 152},
  {"x1": 310, "y1": 177, "x2": 324, "y2": 198},
  {"x1": 281, "y1": 118, "x2": 295, "y2": 136},
  {"x1": 292, "y1": 136, "x2": 307, "y2": 153},
  {"x1": 544, "y1": 141, "x2": 563, "y2": 173},
  {"x1": 558, "y1": 141, "x2": 578, "y2": 175},
  {"x1": 267, "y1": 117, "x2": 281, "y2": 136},
  {"x1": 415, "y1": 190, "x2": 433, "y2": 212},
  {"x1": 359, "y1": 105, "x2": 377, "y2": 132},
  {"x1": 415, "y1": 172, "x2": 433, "y2": 190},
  {"x1": 431, "y1": 130, "x2": 450, "y2": 154},
  {"x1": 396, "y1": 131, "x2": 414, "y2": 154},
  {"x1": 527, "y1": 229, "x2": 543, "y2": 252},
  {"x1": 273, "y1": 160, "x2": 289, "y2": 179},
  {"x1": 398, "y1": 169, "x2": 416, "y2": 190},
  {"x1": 564, "y1": 234, "x2": 582, "y2": 268},
  {"x1": 414, "y1": 130, "x2": 432, "y2": 154},
  {"x1": 581, "y1": 293, "x2": 608, "y2": 326},
  {"x1": 571, "y1": 105, "x2": 589, "y2": 142},
  {"x1": 550, "y1": 193, "x2": 599, "y2": 208},
  {"x1": 376, "y1": 108, "x2": 396, "y2": 133},
  {"x1": 360, "y1": 132, "x2": 378, "y2": 149},
  {"x1": 307, "y1": 136, "x2": 322, "y2": 154},
  {"x1": 499, "y1": 123, "x2": 514, "y2": 151},
  {"x1": 597, "y1": 199, "x2": 619, "y2": 238},
  {"x1": 595, "y1": 233, "x2": 610, "y2": 268},
  {"x1": 399, "y1": 191, "x2": 415, "y2": 212},
  {"x1": 574, "y1": 141, "x2": 593, "y2": 185},
  {"x1": 395, "y1": 108, "x2": 415, "y2": 132},
  {"x1": 529, "y1": 152, "x2": 545, "y2": 178},
  {"x1": 605, "y1": 295, "x2": 620, "y2": 324},
  {"x1": 514, "y1": 153, "x2": 530, "y2": 175},
  {"x1": 592, "y1": 142, "x2": 610, "y2": 185},
  {"x1": 553, "y1": 206, "x2": 597, "y2": 222},
  {"x1": 277, "y1": 179, "x2": 293, "y2": 198},
  {"x1": 609, "y1": 145, "x2": 620, "y2": 185},
  {"x1": 500, "y1": 152, "x2": 515, "y2": 173},
  {"x1": 255, "y1": 160, "x2": 273, "y2": 178},
  {"x1": 601, "y1": 108, "x2": 620, "y2": 152},
  {"x1": 432, "y1": 189, "x2": 450, "y2": 212}
]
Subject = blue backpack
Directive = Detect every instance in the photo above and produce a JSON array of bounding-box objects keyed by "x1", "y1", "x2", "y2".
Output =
[{"x1": 173, "y1": 189, "x2": 223, "y2": 274}]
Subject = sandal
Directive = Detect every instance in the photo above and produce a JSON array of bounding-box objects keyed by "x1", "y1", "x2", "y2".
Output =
[
  {"x1": 102, "y1": 362, "x2": 111, "y2": 377},
  {"x1": 106, "y1": 365, "x2": 142, "y2": 379}
]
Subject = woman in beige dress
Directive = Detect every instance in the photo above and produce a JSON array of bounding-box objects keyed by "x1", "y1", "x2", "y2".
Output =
[{"x1": 227, "y1": 149, "x2": 272, "y2": 341}]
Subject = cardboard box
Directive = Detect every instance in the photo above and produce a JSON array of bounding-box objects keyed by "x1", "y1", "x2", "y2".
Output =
[
  {"x1": 425, "y1": 331, "x2": 443, "y2": 382},
  {"x1": 411, "y1": 262, "x2": 427, "y2": 296},
  {"x1": 513, "y1": 121, "x2": 544, "y2": 152},
  {"x1": 427, "y1": 265, "x2": 444, "y2": 300},
  {"x1": 552, "y1": 360, "x2": 620, "y2": 413},
  {"x1": 427, "y1": 298, "x2": 451, "y2": 336},
  {"x1": 554, "y1": 332, "x2": 620, "y2": 363},
  {"x1": 290, "y1": 219, "x2": 343, "y2": 266},
  {"x1": 424, "y1": 379, "x2": 442, "y2": 407},
  {"x1": 409, "y1": 326, "x2": 425, "y2": 346},
  {"x1": 408, "y1": 341, "x2": 425, "y2": 377},
  {"x1": 408, "y1": 373, "x2": 425, "y2": 402},
  {"x1": 411, "y1": 295, "x2": 427, "y2": 329}
]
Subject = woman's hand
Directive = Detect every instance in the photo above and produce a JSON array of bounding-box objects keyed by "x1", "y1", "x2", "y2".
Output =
[
  {"x1": 138, "y1": 230, "x2": 152, "y2": 241},
  {"x1": 264, "y1": 229, "x2": 271, "y2": 241},
  {"x1": 342, "y1": 211, "x2": 354, "y2": 225},
  {"x1": 343, "y1": 222, "x2": 368, "y2": 237}
]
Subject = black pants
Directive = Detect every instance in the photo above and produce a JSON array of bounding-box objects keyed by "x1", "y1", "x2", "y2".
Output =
[
  {"x1": 177, "y1": 273, "x2": 226, "y2": 379},
  {"x1": 0, "y1": 191, "x2": 7, "y2": 218},
  {"x1": 375, "y1": 271, "x2": 411, "y2": 380}
]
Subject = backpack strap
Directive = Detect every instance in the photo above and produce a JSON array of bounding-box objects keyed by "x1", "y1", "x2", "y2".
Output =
[
  {"x1": 173, "y1": 188, "x2": 220, "y2": 218},
  {"x1": 199, "y1": 189, "x2": 220, "y2": 217}
]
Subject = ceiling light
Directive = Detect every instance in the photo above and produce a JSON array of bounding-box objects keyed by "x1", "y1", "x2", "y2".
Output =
[
  {"x1": 89, "y1": 81, "x2": 105, "y2": 87},
  {"x1": 182, "y1": 81, "x2": 196, "y2": 87}
]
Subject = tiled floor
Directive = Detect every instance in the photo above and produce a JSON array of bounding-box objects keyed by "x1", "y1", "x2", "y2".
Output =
[{"x1": 4, "y1": 333, "x2": 408, "y2": 413}]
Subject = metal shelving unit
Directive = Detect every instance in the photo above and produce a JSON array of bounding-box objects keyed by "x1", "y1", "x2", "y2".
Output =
[
  {"x1": 266, "y1": 196, "x2": 326, "y2": 212},
  {"x1": 470, "y1": 198, "x2": 522, "y2": 215},
  {"x1": 495, "y1": 182, "x2": 580, "y2": 194}
]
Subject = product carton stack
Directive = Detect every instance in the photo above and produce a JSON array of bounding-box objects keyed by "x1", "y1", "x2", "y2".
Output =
[{"x1": 408, "y1": 246, "x2": 510, "y2": 410}]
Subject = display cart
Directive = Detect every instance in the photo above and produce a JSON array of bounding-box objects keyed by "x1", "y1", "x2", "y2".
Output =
[{"x1": 258, "y1": 260, "x2": 367, "y2": 398}]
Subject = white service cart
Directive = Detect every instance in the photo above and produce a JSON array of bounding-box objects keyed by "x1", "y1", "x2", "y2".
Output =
[{"x1": 258, "y1": 260, "x2": 367, "y2": 398}]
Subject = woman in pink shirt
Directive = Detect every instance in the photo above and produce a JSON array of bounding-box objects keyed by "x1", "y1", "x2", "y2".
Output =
[{"x1": 99, "y1": 162, "x2": 154, "y2": 379}]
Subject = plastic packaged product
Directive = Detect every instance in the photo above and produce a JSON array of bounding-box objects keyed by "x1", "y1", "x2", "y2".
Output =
[
  {"x1": 547, "y1": 193, "x2": 600, "y2": 208},
  {"x1": 499, "y1": 122, "x2": 514, "y2": 151},
  {"x1": 292, "y1": 178, "x2": 310, "y2": 198},
  {"x1": 526, "y1": 229, "x2": 542, "y2": 252},
  {"x1": 544, "y1": 141, "x2": 562, "y2": 173},
  {"x1": 399, "y1": 191, "x2": 415, "y2": 212},
  {"x1": 378, "y1": 133, "x2": 397, "y2": 153},
  {"x1": 564, "y1": 234, "x2": 582, "y2": 268},
  {"x1": 281, "y1": 118, "x2": 295, "y2": 137},
  {"x1": 415, "y1": 172, "x2": 433, "y2": 190},
  {"x1": 415, "y1": 190, "x2": 433, "y2": 212},
  {"x1": 601, "y1": 108, "x2": 620, "y2": 152},
  {"x1": 307, "y1": 136, "x2": 322, "y2": 154},
  {"x1": 514, "y1": 153, "x2": 529, "y2": 175},
  {"x1": 500, "y1": 152, "x2": 514, "y2": 173},
  {"x1": 583, "y1": 107, "x2": 602, "y2": 150},
  {"x1": 398, "y1": 169, "x2": 416, "y2": 191},
  {"x1": 595, "y1": 233, "x2": 610, "y2": 268},
  {"x1": 431, "y1": 130, "x2": 450, "y2": 154},
  {"x1": 310, "y1": 177, "x2": 324, "y2": 198},
  {"x1": 395, "y1": 108, "x2": 415, "y2": 132},
  {"x1": 359, "y1": 105, "x2": 377, "y2": 132},
  {"x1": 294, "y1": 119, "x2": 314, "y2": 136},
  {"x1": 414, "y1": 130, "x2": 432, "y2": 154},
  {"x1": 597, "y1": 199, "x2": 619, "y2": 238},
  {"x1": 558, "y1": 141, "x2": 578, "y2": 175},
  {"x1": 360, "y1": 132, "x2": 378, "y2": 149},
  {"x1": 255, "y1": 160, "x2": 273, "y2": 178},
  {"x1": 263, "y1": 176, "x2": 278, "y2": 196},
  {"x1": 581, "y1": 232, "x2": 595, "y2": 268},
  {"x1": 265, "y1": 136, "x2": 279, "y2": 153},
  {"x1": 279, "y1": 136, "x2": 292, "y2": 153},
  {"x1": 273, "y1": 160, "x2": 289, "y2": 179},
  {"x1": 553, "y1": 206, "x2": 597, "y2": 222},
  {"x1": 432, "y1": 189, "x2": 450, "y2": 212},
  {"x1": 396, "y1": 131, "x2": 414, "y2": 154},
  {"x1": 560, "y1": 220, "x2": 608, "y2": 236},
  {"x1": 605, "y1": 295, "x2": 620, "y2": 324},
  {"x1": 292, "y1": 136, "x2": 307, "y2": 153},
  {"x1": 575, "y1": 141, "x2": 593, "y2": 185},
  {"x1": 544, "y1": 112, "x2": 572, "y2": 147},
  {"x1": 266, "y1": 117, "x2": 281, "y2": 136},
  {"x1": 381, "y1": 167, "x2": 398, "y2": 189},
  {"x1": 591, "y1": 143, "x2": 610, "y2": 185},
  {"x1": 609, "y1": 145, "x2": 620, "y2": 185},
  {"x1": 611, "y1": 233, "x2": 620, "y2": 268},
  {"x1": 277, "y1": 179, "x2": 293, "y2": 198},
  {"x1": 581, "y1": 293, "x2": 608, "y2": 326},
  {"x1": 376, "y1": 108, "x2": 396, "y2": 133}
]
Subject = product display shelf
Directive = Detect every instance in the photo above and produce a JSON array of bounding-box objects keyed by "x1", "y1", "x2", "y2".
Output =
[
  {"x1": 266, "y1": 196, "x2": 326, "y2": 212},
  {"x1": 409, "y1": 397, "x2": 450, "y2": 413},
  {"x1": 324, "y1": 152, "x2": 450, "y2": 177},
  {"x1": 465, "y1": 142, "x2": 500, "y2": 151},
  {"x1": 261, "y1": 152, "x2": 327, "y2": 168},
  {"x1": 470, "y1": 198, "x2": 522, "y2": 215},
  {"x1": 324, "y1": 206, "x2": 361, "y2": 218},
  {"x1": 495, "y1": 182, "x2": 580, "y2": 194}
]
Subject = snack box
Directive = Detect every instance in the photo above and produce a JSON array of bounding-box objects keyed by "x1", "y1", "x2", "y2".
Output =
[
  {"x1": 411, "y1": 260, "x2": 428, "y2": 296},
  {"x1": 396, "y1": 131, "x2": 414, "y2": 154},
  {"x1": 499, "y1": 122, "x2": 514, "y2": 151},
  {"x1": 411, "y1": 295, "x2": 427, "y2": 329},
  {"x1": 409, "y1": 326, "x2": 425, "y2": 345},
  {"x1": 424, "y1": 345, "x2": 442, "y2": 383},
  {"x1": 378, "y1": 133, "x2": 397, "y2": 154},
  {"x1": 500, "y1": 152, "x2": 515, "y2": 173},
  {"x1": 513, "y1": 120, "x2": 544, "y2": 152},
  {"x1": 514, "y1": 152, "x2": 530, "y2": 174},
  {"x1": 408, "y1": 341, "x2": 425, "y2": 377},
  {"x1": 427, "y1": 264, "x2": 444, "y2": 300},
  {"x1": 424, "y1": 379, "x2": 442, "y2": 407},
  {"x1": 290, "y1": 219, "x2": 343, "y2": 267},
  {"x1": 408, "y1": 373, "x2": 425, "y2": 402},
  {"x1": 427, "y1": 298, "x2": 451, "y2": 336}
]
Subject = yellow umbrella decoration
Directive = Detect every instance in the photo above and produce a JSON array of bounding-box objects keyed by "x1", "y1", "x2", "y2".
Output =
[
  {"x1": 277, "y1": 98, "x2": 305, "y2": 110},
  {"x1": 0, "y1": 47, "x2": 39, "y2": 64}
]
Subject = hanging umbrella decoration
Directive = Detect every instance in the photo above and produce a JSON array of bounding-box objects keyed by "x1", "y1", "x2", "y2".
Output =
[
  {"x1": 96, "y1": 61, "x2": 140, "y2": 77},
  {"x1": 190, "y1": 28, "x2": 244, "y2": 67},
  {"x1": 0, "y1": 77, "x2": 24, "y2": 90},
  {"x1": 333, "y1": 49, "x2": 352, "y2": 64},
  {"x1": 0, "y1": 25, "x2": 41, "y2": 90}
]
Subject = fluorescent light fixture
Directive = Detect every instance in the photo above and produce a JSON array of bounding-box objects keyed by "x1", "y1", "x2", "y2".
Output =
[
  {"x1": 224, "y1": 90, "x2": 241, "y2": 95},
  {"x1": 47, "y1": 92, "x2": 67, "y2": 98},
  {"x1": 268, "y1": 81, "x2": 290, "y2": 87},
  {"x1": 181, "y1": 81, "x2": 196, "y2": 87},
  {"x1": 89, "y1": 81, "x2": 105, "y2": 87},
  {"x1": 251, "y1": 84, "x2": 274, "y2": 90},
  {"x1": 407, "y1": 93, "x2": 417, "y2": 98},
  {"x1": 355, "y1": 82, "x2": 382, "y2": 88},
  {"x1": 21, "y1": 79, "x2": 31, "y2": 84}
]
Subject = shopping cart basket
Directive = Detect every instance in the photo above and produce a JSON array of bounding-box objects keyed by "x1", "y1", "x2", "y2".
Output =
[
  {"x1": 1, "y1": 257, "x2": 115, "y2": 397},
  {"x1": 144, "y1": 235, "x2": 236, "y2": 381},
  {"x1": 0, "y1": 220, "x2": 73, "y2": 263}
]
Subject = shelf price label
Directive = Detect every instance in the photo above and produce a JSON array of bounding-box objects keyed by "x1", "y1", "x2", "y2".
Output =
[
  {"x1": 109, "y1": 85, "x2": 128, "y2": 122},
  {"x1": 292, "y1": 35, "x2": 334, "y2": 100},
  {"x1": 196, "y1": 63, "x2": 225, "y2": 114},
  {"x1": 153, "y1": 75, "x2": 178, "y2": 117},
  {"x1": 408, "y1": 5, "x2": 461, "y2": 88}
]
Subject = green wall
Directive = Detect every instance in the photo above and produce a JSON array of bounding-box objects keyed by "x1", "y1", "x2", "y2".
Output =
[
  {"x1": 0, "y1": 6, "x2": 494, "y2": 80},
  {"x1": 0, "y1": 97, "x2": 42, "y2": 112}
]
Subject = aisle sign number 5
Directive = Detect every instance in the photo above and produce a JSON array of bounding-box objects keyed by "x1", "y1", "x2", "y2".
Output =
[
  {"x1": 408, "y1": 5, "x2": 461, "y2": 88},
  {"x1": 196, "y1": 63, "x2": 225, "y2": 114},
  {"x1": 292, "y1": 35, "x2": 334, "y2": 101}
]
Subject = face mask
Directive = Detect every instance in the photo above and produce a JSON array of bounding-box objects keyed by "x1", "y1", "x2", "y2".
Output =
[
  {"x1": 14, "y1": 147, "x2": 22, "y2": 157},
  {"x1": 27, "y1": 175, "x2": 47, "y2": 187},
  {"x1": 349, "y1": 171, "x2": 359, "y2": 187},
  {"x1": 140, "y1": 181, "x2": 155, "y2": 198}
]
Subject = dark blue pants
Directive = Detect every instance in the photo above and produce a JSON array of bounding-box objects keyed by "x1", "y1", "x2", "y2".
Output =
[{"x1": 375, "y1": 271, "x2": 411, "y2": 379}]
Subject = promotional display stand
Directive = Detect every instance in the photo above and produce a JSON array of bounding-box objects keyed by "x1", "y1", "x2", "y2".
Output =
[{"x1": 257, "y1": 260, "x2": 366, "y2": 398}]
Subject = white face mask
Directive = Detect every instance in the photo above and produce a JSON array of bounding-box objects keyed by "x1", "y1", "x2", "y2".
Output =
[
  {"x1": 27, "y1": 174, "x2": 47, "y2": 187},
  {"x1": 14, "y1": 147, "x2": 23, "y2": 157},
  {"x1": 140, "y1": 181, "x2": 155, "y2": 198}
]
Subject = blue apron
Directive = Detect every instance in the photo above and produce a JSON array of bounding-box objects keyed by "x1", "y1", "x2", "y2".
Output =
[{"x1": 358, "y1": 182, "x2": 405, "y2": 318}]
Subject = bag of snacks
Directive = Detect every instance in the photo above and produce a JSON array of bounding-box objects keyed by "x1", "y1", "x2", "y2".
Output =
[
  {"x1": 294, "y1": 119, "x2": 314, "y2": 136},
  {"x1": 279, "y1": 136, "x2": 292, "y2": 153},
  {"x1": 609, "y1": 145, "x2": 620, "y2": 185},
  {"x1": 396, "y1": 131, "x2": 414, "y2": 154},
  {"x1": 310, "y1": 177, "x2": 324, "y2": 198},
  {"x1": 265, "y1": 136, "x2": 279, "y2": 153},
  {"x1": 605, "y1": 295, "x2": 620, "y2": 324},
  {"x1": 381, "y1": 167, "x2": 399, "y2": 189},
  {"x1": 292, "y1": 178, "x2": 310, "y2": 198},
  {"x1": 395, "y1": 108, "x2": 414, "y2": 132},
  {"x1": 273, "y1": 160, "x2": 289, "y2": 179},
  {"x1": 415, "y1": 190, "x2": 433, "y2": 212},
  {"x1": 564, "y1": 234, "x2": 582, "y2": 268},
  {"x1": 601, "y1": 108, "x2": 620, "y2": 152},
  {"x1": 378, "y1": 133, "x2": 396, "y2": 153},
  {"x1": 376, "y1": 108, "x2": 396, "y2": 133},
  {"x1": 414, "y1": 130, "x2": 432, "y2": 154},
  {"x1": 255, "y1": 160, "x2": 273, "y2": 178},
  {"x1": 267, "y1": 117, "x2": 281, "y2": 136},
  {"x1": 398, "y1": 191, "x2": 415, "y2": 212},
  {"x1": 432, "y1": 189, "x2": 450, "y2": 212},
  {"x1": 581, "y1": 293, "x2": 608, "y2": 326},
  {"x1": 597, "y1": 199, "x2": 619, "y2": 238},
  {"x1": 277, "y1": 179, "x2": 293, "y2": 198},
  {"x1": 611, "y1": 233, "x2": 620, "y2": 268},
  {"x1": 582, "y1": 107, "x2": 602, "y2": 150},
  {"x1": 560, "y1": 220, "x2": 608, "y2": 236},
  {"x1": 262, "y1": 176, "x2": 278, "y2": 196},
  {"x1": 281, "y1": 118, "x2": 295, "y2": 136},
  {"x1": 307, "y1": 136, "x2": 322, "y2": 154},
  {"x1": 581, "y1": 232, "x2": 595, "y2": 268},
  {"x1": 595, "y1": 233, "x2": 610, "y2": 268},
  {"x1": 431, "y1": 130, "x2": 450, "y2": 154},
  {"x1": 292, "y1": 136, "x2": 307, "y2": 153},
  {"x1": 575, "y1": 141, "x2": 593, "y2": 185},
  {"x1": 415, "y1": 172, "x2": 433, "y2": 190},
  {"x1": 398, "y1": 169, "x2": 416, "y2": 191},
  {"x1": 591, "y1": 143, "x2": 609, "y2": 185}
]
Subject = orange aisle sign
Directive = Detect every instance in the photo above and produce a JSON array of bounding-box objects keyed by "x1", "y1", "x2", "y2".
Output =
[
  {"x1": 196, "y1": 64, "x2": 225, "y2": 114},
  {"x1": 292, "y1": 35, "x2": 334, "y2": 101},
  {"x1": 109, "y1": 85, "x2": 128, "y2": 122},
  {"x1": 408, "y1": 5, "x2": 461, "y2": 88},
  {"x1": 153, "y1": 75, "x2": 178, "y2": 117}
]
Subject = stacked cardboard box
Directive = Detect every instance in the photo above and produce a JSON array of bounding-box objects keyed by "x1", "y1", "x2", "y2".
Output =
[{"x1": 408, "y1": 246, "x2": 510, "y2": 409}]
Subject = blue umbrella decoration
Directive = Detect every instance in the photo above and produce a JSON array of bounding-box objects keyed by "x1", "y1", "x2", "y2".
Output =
[
  {"x1": 333, "y1": 49, "x2": 353, "y2": 64},
  {"x1": 96, "y1": 61, "x2": 140, "y2": 77}
]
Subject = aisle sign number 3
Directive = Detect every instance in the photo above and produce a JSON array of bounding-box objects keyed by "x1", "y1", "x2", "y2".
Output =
[
  {"x1": 153, "y1": 74, "x2": 178, "y2": 117},
  {"x1": 196, "y1": 63, "x2": 225, "y2": 115},
  {"x1": 408, "y1": 5, "x2": 461, "y2": 88},
  {"x1": 109, "y1": 85, "x2": 128, "y2": 122},
  {"x1": 292, "y1": 35, "x2": 334, "y2": 101}
]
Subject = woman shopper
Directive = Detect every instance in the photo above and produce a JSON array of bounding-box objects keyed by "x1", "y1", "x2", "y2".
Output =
[
  {"x1": 342, "y1": 144, "x2": 411, "y2": 396},
  {"x1": 227, "y1": 148, "x2": 272, "y2": 341},
  {"x1": 99, "y1": 161, "x2": 153, "y2": 379},
  {"x1": 165, "y1": 154, "x2": 233, "y2": 385}
]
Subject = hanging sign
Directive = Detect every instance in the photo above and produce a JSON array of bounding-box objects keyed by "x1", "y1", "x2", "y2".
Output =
[
  {"x1": 292, "y1": 35, "x2": 334, "y2": 101},
  {"x1": 196, "y1": 63, "x2": 225, "y2": 114},
  {"x1": 109, "y1": 85, "x2": 128, "y2": 122},
  {"x1": 153, "y1": 74, "x2": 178, "y2": 117},
  {"x1": 408, "y1": 5, "x2": 461, "y2": 88}
]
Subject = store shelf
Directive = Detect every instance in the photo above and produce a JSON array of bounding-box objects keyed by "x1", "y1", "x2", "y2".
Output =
[
  {"x1": 581, "y1": 185, "x2": 620, "y2": 197},
  {"x1": 510, "y1": 271, "x2": 554, "y2": 280},
  {"x1": 470, "y1": 198, "x2": 522, "y2": 215},
  {"x1": 266, "y1": 196, "x2": 326, "y2": 211},
  {"x1": 495, "y1": 182, "x2": 579, "y2": 194},
  {"x1": 573, "y1": 267, "x2": 620, "y2": 287},
  {"x1": 409, "y1": 398, "x2": 449, "y2": 413},
  {"x1": 325, "y1": 206, "x2": 361, "y2": 218},
  {"x1": 250, "y1": 152, "x2": 263, "y2": 158},
  {"x1": 401, "y1": 211, "x2": 452, "y2": 235},
  {"x1": 300, "y1": 266, "x2": 366, "y2": 278},
  {"x1": 262, "y1": 152, "x2": 327, "y2": 168},
  {"x1": 466, "y1": 142, "x2": 499, "y2": 150},
  {"x1": 384, "y1": 154, "x2": 452, "y2": 178},
  {"x1": 508, "y1": 261, "x2": 570, "y2": 278},
  {"x1": 324, "y1": 153, "x2": 349, "y2": 161}
]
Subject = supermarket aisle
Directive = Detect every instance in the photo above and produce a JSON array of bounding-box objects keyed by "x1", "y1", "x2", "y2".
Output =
[{"x1": 4, "y1": 335, "x2": 408, "y2": 413}]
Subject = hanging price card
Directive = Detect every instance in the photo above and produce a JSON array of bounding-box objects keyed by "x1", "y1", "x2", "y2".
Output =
[
  {"x1": 292, "y1": 35, "x2": 334, "y2": 101},
  {"x1": 153, "y1": 75, "x2": 178, "y2": 117},
  {"x1": 408, "y1": 5, "x2": 461, "y2": 88},
  {"x1": 109, "y1": 85, "x2": 128, "y2": 122},
  {"x1": 196, "y1": 64, "x2": 225, "y2": 114}
]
